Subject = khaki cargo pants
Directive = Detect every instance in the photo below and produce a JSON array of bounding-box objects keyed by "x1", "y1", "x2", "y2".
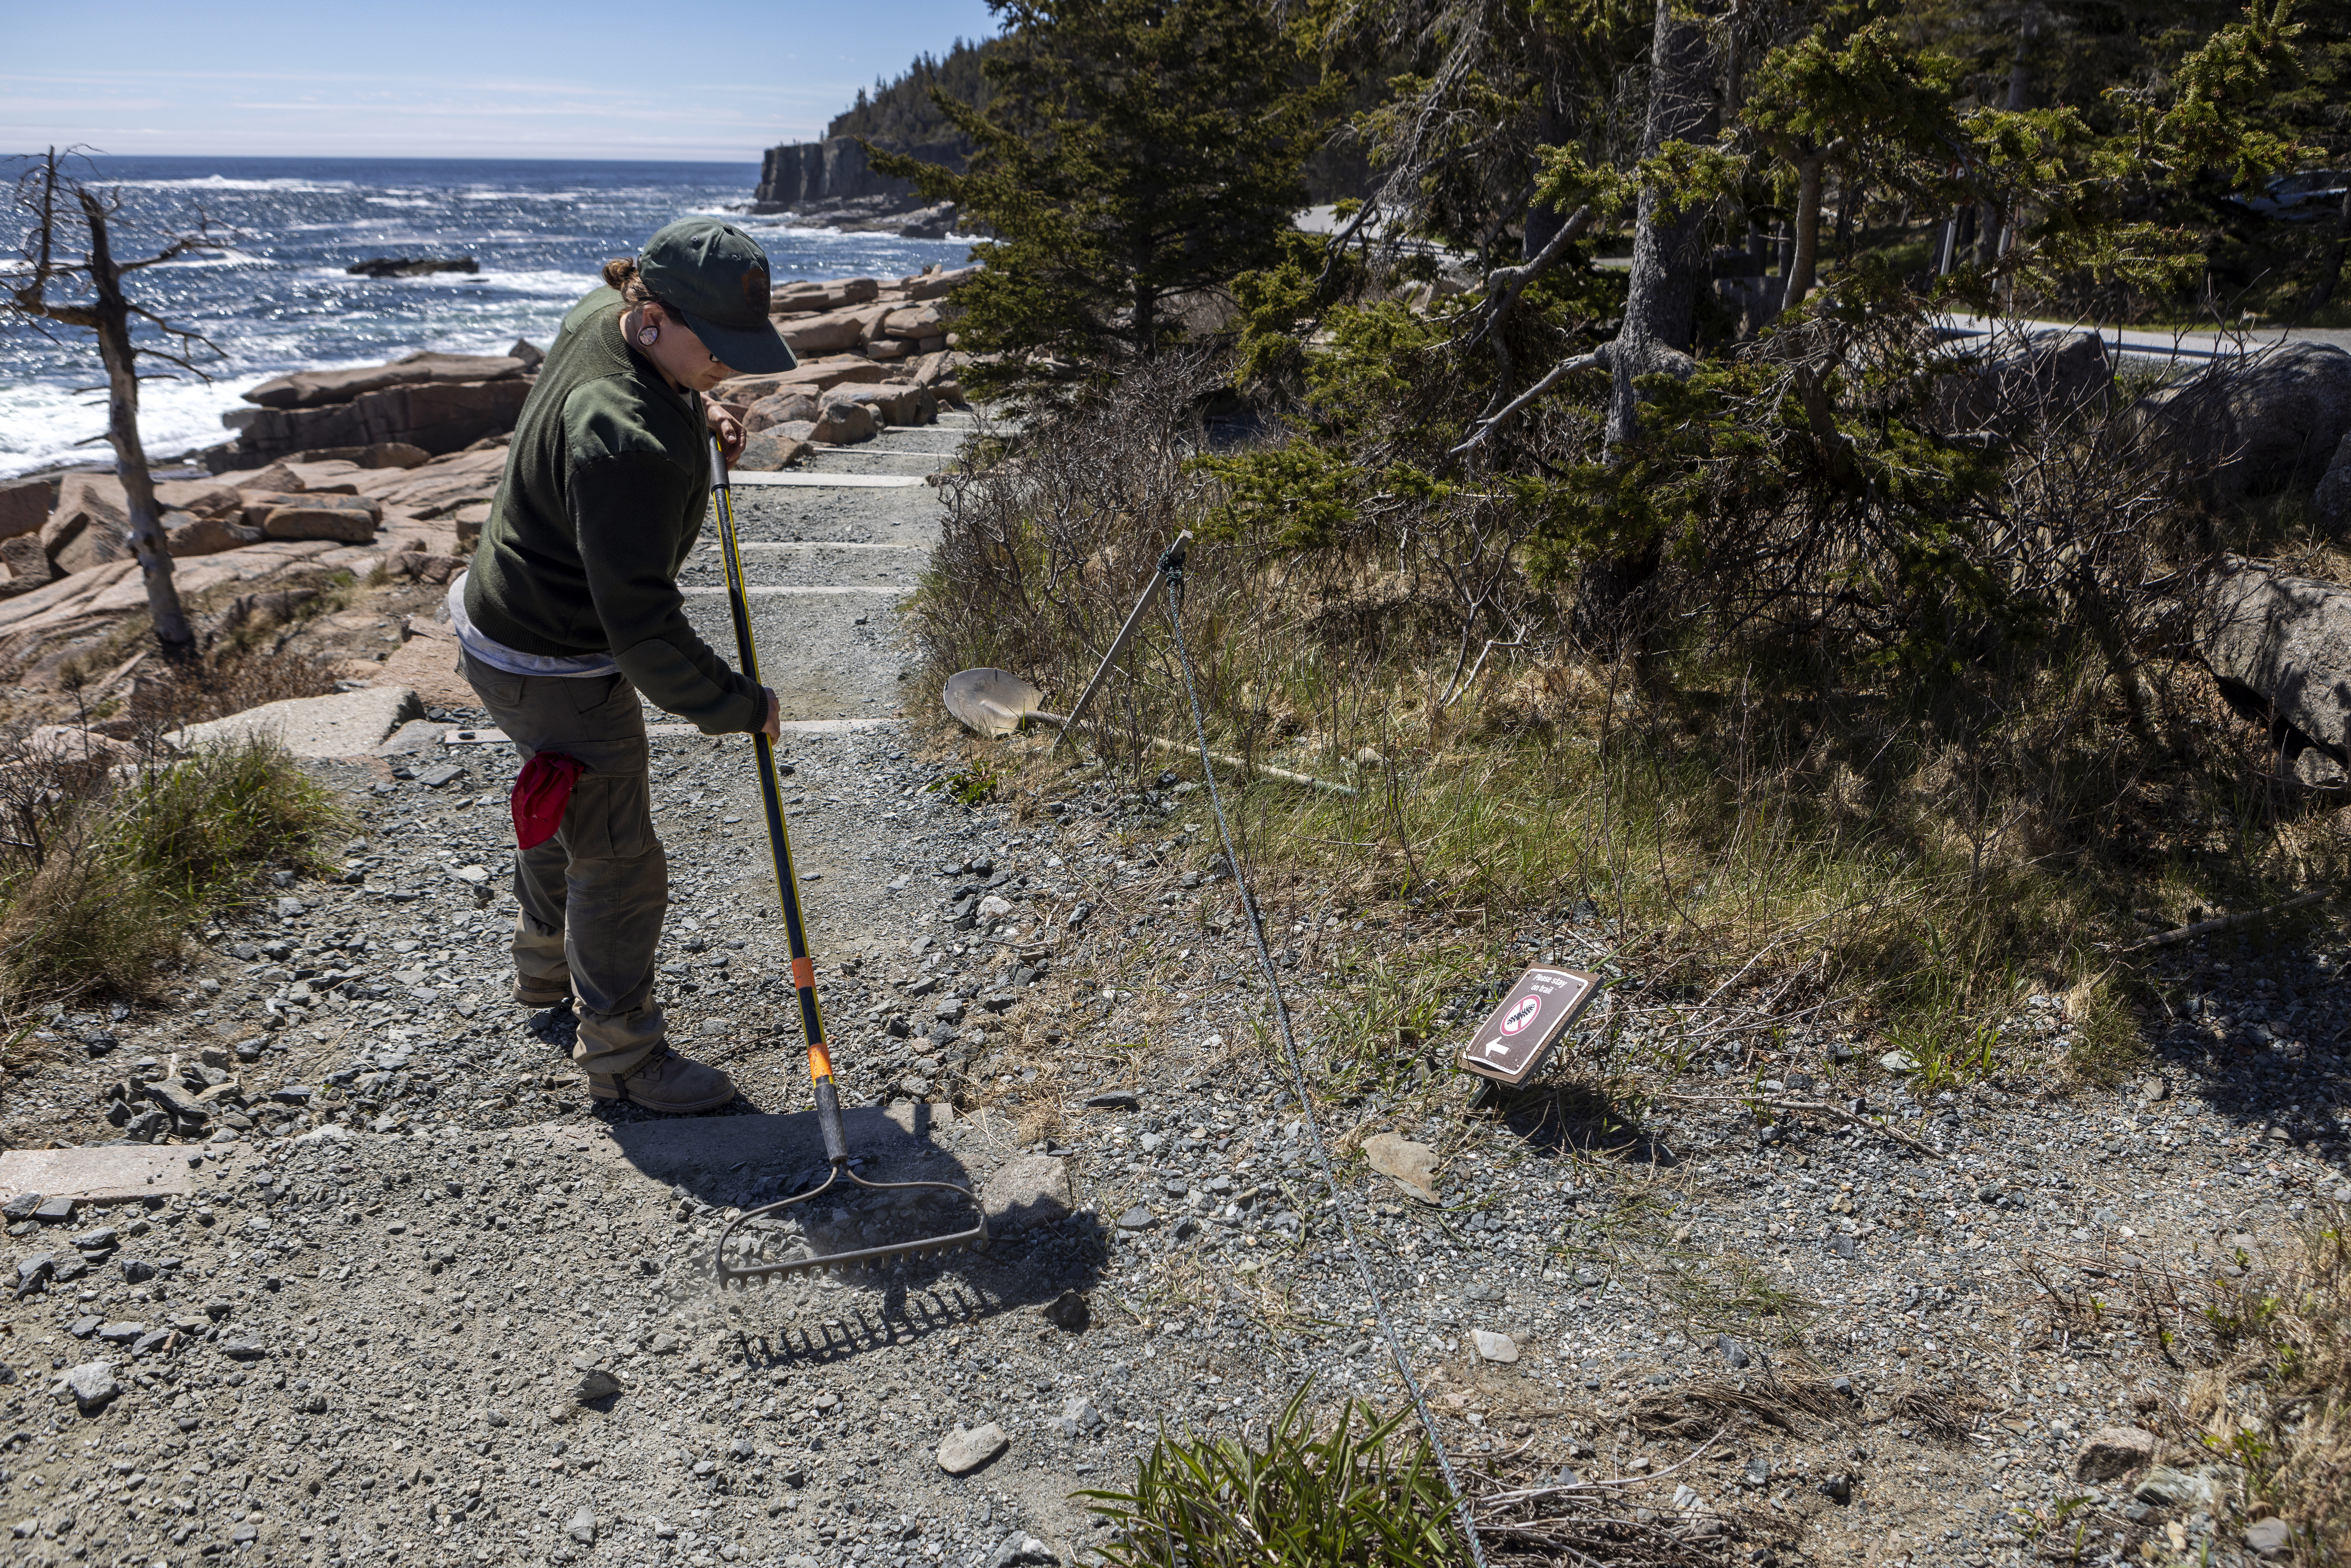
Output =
[{"x1": 461, "y1": 650, "x2": 668, "y2": 1077}]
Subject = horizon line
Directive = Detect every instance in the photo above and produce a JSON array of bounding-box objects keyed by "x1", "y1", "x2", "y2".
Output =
[{"x1": 8, "y1": 150, "x2": 782, "y2": 165}]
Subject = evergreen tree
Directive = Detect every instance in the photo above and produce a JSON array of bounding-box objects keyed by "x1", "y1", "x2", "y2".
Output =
[
  {"x1": 869, "y1": 0, "x2": 1337, "y2": 404},
  {"x1": 827, "y1": 39, "x2": 998, "y2": 147}
]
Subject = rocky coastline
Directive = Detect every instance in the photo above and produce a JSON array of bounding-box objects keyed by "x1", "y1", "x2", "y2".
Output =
[
  {"x1": 0, "y1": 264, "x2": 976, "y2": 735},
  {"x1": 748, "y1": 134, "x2": 968, "y2": 239}
]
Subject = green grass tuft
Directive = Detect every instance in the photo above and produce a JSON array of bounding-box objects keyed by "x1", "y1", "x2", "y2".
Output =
[
  {"x1": 0, "y1": 738, "x2": 346, "y2": 1012},
  {"x1": 1079, "y1": 1384, "x2": 1467, "y2": 1568}
]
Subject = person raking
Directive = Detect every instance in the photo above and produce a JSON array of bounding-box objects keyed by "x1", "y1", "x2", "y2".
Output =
[{"x1": 448, "y1": 216, "x2": 794, "y2": 1114}]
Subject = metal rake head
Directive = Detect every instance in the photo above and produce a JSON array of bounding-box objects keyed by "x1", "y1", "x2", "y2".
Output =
[{"x1": 713, "y1": 1162, "x2": 990, "y2": 1290}]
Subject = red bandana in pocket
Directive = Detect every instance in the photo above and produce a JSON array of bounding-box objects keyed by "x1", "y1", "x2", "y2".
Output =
[{"x1": 511, "y1": 752, "x2": 584, "y2": 849}]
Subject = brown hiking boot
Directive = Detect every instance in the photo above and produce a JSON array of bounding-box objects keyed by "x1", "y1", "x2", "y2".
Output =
[{"x1": 588, "y1": 1046, "x2": 735, "y2": 1115}]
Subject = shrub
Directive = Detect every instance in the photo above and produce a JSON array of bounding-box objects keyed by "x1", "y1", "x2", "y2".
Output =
[{"x1": 0, "y1": 735, "x2": 345, "y2": 1010}]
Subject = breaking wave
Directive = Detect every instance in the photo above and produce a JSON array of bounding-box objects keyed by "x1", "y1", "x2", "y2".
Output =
[{"x1": 2, "y1": 154, "x2": 975, "y2": 481}]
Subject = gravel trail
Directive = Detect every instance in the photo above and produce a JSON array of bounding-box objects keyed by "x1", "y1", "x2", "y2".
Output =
[{"x1": 1, "y1": 417, "x2": 2347, "y2": 1568}]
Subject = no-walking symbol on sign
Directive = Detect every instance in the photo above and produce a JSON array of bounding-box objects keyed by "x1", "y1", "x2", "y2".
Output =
[{"x1": 1457, "y1": 966, "x2": 1602, "y2": 1086}]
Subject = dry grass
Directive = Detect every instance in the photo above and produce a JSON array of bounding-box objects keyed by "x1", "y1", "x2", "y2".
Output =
[
  {"x1": 123, "y1": 644, "x2": 342, "y2": 731},
  {"x1": 1880, "y1": 1385, "x2": 1990, "y2": 1445},
  {"x1": 39, "y1": 567, "x2": 354, "y2": 736},
  {"x1": 1629, "y1": 1369, "x2": 1856, "y2": 1442},
  {"x1": 0, "y1": 732, "x2": 345, "y2": 1014},
  {"x1": 2193, "y1": 1205, "x2": 2351, "y2": 1561},
  {"x1": 909, "y1": 354, "x2": 2351, "y2": 1089},
  {"x1": 1465, "y1": 1468, "x2": 1757, "y2": 1567}
]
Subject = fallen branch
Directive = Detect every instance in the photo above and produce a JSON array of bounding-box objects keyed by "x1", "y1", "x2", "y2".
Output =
[
  {"x1": 1648, "y1": 1091, "x2": 1941, "y2": 1158},
  {"x1": 2125, "y1": 889, "x2": 2330, "y2": 952},
  {"x1": 1476, "y1": 1424, "x2": 1727, "y2": 1507},
  {"x1": 1137, "y1": 732, "x2": 1356, "y2": 796},
  {"x1": 1450, "y1": 345, "x2": 1610, "y2": 458}
]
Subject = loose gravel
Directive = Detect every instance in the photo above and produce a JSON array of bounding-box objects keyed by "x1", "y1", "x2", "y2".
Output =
[{"x1": 1, "y1": 417, "x2": 2345, "y2": 1568}]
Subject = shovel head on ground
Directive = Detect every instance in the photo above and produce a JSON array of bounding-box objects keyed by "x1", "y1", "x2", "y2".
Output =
[{"x1": 943, "y1": 668, "x2": 1065, "y2": 738}]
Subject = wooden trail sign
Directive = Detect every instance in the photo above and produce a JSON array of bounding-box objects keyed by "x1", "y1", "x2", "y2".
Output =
[{"x1": 1457, "y1": 966, "x2": 1601, "y2": 1086}]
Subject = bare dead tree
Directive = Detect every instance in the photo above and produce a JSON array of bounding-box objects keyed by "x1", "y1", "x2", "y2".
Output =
[{"x1": 4, "y1": 148, "x2": 221, "y2": 663}]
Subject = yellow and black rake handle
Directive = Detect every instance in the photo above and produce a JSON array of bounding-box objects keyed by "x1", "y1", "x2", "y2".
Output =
[
  {"x1": 705, "y1": 443, "x2": 986, "y2": 1287},
  {"x1": 708, "y1": 440, "x2": 847, "y2": 1164}
]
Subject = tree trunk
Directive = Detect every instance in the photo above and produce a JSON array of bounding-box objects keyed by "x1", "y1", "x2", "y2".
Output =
[
  {"x1": 77, "y1": 190, "x2": 194, "y2": 664},
  {"x1": 1781, "y1": 155, "x2": 1825, "y2": 312},
  {"x1": 1604, "y1": 0, "x2": 1721, "y2": 452},
  {"x1": 1523, "y1": 95, "x2": 1568, "y2": 261},
  {"x1": 1973, "y1": 200, "x2": 2003, "y2": 269},
  {"x1": 2003, "y1": 8, "x2": 2037, "y2": 112},
  {"x1": 1580, "y1": 0, "x2": 1720, "y2": 650},
  {"x1": 1943, "y1": 204, "x2": 1975, "y2": 275},
  {"x1": 2306, "y1": 187, "x2": 2350, "y2": 312},
  {"x1": 1978, "y1": 8, "x2": 2036, "y2": 270},
  {"x1": 1133, "y1": 269, "x2": 1155, "y2": 360}
]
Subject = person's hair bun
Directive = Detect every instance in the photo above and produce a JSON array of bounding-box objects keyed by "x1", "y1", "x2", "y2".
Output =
[{"x1": 602, "y1": 257, "x2": 654, "y2": 303}]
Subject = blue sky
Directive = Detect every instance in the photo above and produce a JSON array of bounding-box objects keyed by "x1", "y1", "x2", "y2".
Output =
[{"x1": 0, "y1": 0, "x2": 1002, "y2": 162}]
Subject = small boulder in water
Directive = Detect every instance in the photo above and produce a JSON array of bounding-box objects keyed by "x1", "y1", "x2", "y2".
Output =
[{"x1": 346, "y1": 257, "x2": 478, "y2": 278}]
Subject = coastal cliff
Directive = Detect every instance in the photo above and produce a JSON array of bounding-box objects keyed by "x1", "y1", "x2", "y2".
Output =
[
  {"x1": 751, "y1": 135, "x2": 968, "y2": 236},
  {"x1": 755, "y1": 135, "x2": 966, "y2": 209}
]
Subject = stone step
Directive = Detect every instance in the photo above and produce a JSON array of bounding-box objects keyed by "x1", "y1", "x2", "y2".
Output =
[
  {"x1": 797, "y1": 449, "x2": 943, "y2": 473},
  {"x1": 679, "y1": 594, "x2": 912, "y2": 719},
  {"x1": 728, "y1": 472, "x2": 927, "y2": 489},
  {"x1": 678, "y1": 585, "x2": 911, "y2": 598},
  {"x1": 725, "y1": 540, "x2": 925, "y2": 551},
  {"x1": 679, "y1": 540, "x2": 926, "y2": 592}
]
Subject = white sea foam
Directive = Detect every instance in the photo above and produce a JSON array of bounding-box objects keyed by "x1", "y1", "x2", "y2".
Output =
[
  {"x1": 113, "y1": 175, "x2": 355, "y2": 193},
  {"x1": 0, "y1": 376, "x2": 252, "y2": 480},
  {"x1": 9, "y1": 158, "x2": 973, "y2": 481},
  {"x1": 153, "y1": 247, "x2": 277, "y2": 270}
]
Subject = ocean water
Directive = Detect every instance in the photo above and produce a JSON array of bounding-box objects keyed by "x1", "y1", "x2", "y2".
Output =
[{"x1": 0, "y1": 156, "x2": 976, "y2": 479}]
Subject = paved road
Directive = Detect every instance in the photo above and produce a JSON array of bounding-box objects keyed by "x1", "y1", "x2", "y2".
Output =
[{"x1": 1937, "y1": 310, "x2": 2351, "y2": 366}]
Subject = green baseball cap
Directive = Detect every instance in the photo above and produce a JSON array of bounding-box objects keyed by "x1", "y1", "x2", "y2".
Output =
[{"x1": 636, "y1": 216, "x2": 797, "y2": 375}]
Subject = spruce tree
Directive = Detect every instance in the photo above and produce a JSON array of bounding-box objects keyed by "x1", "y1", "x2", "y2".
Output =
[{"x1": 869, "y1": 0, "x2": 1335, "y2": 404}]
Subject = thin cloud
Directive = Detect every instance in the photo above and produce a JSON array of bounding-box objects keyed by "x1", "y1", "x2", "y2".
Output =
[{"x1": 1, "y1": 0, "x2": 996, "y2": 159}]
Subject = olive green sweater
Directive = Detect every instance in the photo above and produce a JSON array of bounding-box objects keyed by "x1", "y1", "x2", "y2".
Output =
[{"x1": 462, "y1": 286, "x2": 762, "y2": 735}]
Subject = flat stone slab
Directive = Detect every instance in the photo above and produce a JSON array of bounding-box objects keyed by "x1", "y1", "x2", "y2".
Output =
[
  {"x1": 172, "y1": 684, "x2": 421, "y2": 757},
  {"x1": 727, "y1": 473, "x2": 928, "y2": 489},
  {"x1": 505, "y1": 1106, "x2": 973, "y2": 1211},
  {"x1": 443, "y1": 719, "x2": 901, "y2": 747},
  {"x1": 1364, "y1": 1132, "x2": 1440, "y2": 1203},
  {"x1": 883, "y1": 1100, "x2": 956, "y2": 1137},
  {"x1": 372, "y1": 718, "x2": 451, "y2": 757},
  {"x1": 0, "y1": 1145, "x2": 196, "y2": 1205},
  {"x1": 1472, "y1": 1329, "x2": 1521, "y2": 1363},
  {"x1": 981, "y1": 1153, "x2": 1072, "y2": 1232},
  {"x1": 678, "y1": 586, "x2": 911, "y2": 598}
]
